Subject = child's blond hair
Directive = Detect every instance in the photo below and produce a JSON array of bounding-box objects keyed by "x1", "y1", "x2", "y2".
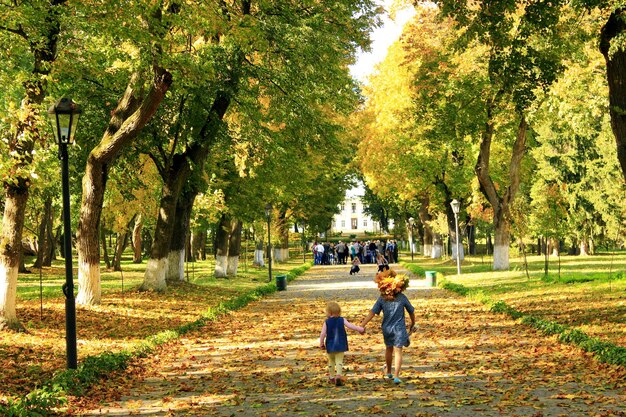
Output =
[{"x1": 326, "y1": 301, "x2": 341, "y2": 316}]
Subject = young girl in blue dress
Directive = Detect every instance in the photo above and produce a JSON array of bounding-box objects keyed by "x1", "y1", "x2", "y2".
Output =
[
  {"x1": 319, "y1": 301, "x2": 365, "y2": 386},
  {"x1": 361, "y1": 270, "x2": 416, "y2": 384}
]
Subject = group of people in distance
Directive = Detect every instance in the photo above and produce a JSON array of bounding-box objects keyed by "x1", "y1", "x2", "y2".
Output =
[{"x1": 312, "y1": 239, "x2": 399, "y2": 269}]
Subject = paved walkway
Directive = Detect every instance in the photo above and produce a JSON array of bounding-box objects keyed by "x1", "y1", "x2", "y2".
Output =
[{"x1": 79, "y1": 264, "x2": 625, "y2": 416}]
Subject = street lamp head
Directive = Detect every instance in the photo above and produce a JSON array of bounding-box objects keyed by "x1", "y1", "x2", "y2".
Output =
[
  {"x1": 450, "y1": 199, "x2": 461, "y2": 215},
  {"x1": 408, "y1": 217, "x2": 414, "y2": 227},
  {"x1": 264, "y1": 203, "x2": 272, "y2": 219},
  {"x1": 48, "y1": 98, "x2": 81, "y2": 145}
]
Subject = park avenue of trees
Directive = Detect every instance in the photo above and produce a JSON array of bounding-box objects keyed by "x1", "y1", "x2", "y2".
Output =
[{"x1": 2, "y1": 0, "x2": 626, "y2": 334}]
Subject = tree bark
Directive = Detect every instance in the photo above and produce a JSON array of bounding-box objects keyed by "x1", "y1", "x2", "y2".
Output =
[
  {"x1": 0, "y1": 189, "x2": 28, "y2": 331},
  {"x1": 167, "y1": 190, "x2": 195, "y2": 282},
  {"x1": 132, "y1": 214, "x2": 143, "y2": 263},
  {"x1": 227, "y1": 218, "x2": 242, "y2": 276},
  {"x1": 33, "y1": 197, "x2": 53, "y2": 269},
  {"x1": 78, "y1": 68, "x2": 172, "y2": 303},
  {"x1": 275, "y1": 209, "x2": 289, "y2": 262},
  {"x1": 100, "y1": 226, "x2": 111, "y2": 270},
  {"x1": 418, "y1": 197, "x2": 433, "y2": 257},
  {"x1": 112, "y1": 231, "x2": 129, "y2": 271},
  {"x1": 600, "y1": 8, "x2": 626, "y2": 182},
  {"x1": 214, "y1": 214, "x2": 230, "y2": 278}
]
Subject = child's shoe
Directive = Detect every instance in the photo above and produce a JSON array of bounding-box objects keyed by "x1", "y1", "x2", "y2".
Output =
[
  {"x1": 393, "y1": 377, "x2": 402, "y2": 384},
  {"x1": 328, "y1": 377, "x2": 336, "y2": 384},
  {"x1": 335, "y1": 376, "x2": 345, "y2": 386}
]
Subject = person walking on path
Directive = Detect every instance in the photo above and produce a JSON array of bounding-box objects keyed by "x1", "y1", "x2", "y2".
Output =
[
  {"x1": 319, "y1": 301, "x2": 365, "y2": 386},
  {"x1": 361, "y1": 270, "x2": 415, "y2": 384}
]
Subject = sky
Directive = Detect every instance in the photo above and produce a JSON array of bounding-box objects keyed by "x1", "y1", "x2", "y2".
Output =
[{"x1": 349, "y1": 1, "x2": 416, "y2": 84}]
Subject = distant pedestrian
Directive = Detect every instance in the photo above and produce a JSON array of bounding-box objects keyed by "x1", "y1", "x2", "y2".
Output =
[
  {"x1": 349, "y1": 256, "x2": 361, "y2": 275},
  {"x1": 319, "y1": 301, "x2": 365, "y2": 386},
  {"x1": 361, "y1": 270, "x2": 416, "y2": 384},
  {"x1": 376, "y1": 253, "x2": 389, "y2": 272}
]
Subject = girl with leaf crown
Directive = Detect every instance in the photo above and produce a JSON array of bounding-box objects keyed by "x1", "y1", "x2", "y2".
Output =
[{"x1": 361, "y1": 269, "x2": 416, "y2": 384}]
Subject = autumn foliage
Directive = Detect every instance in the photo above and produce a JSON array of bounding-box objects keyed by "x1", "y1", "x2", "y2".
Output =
[{"x1": 374, "y1": 268, "x2": 409, "y2": 300}]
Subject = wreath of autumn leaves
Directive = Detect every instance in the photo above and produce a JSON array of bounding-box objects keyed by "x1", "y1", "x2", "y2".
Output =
[{"x1": 374, "y1": 268, "x2": 409, "y2": 300}]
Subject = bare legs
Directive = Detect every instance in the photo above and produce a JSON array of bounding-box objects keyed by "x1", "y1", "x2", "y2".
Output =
[{"x1": 385, "y1": 346, "x2": 403, "y2": 378}]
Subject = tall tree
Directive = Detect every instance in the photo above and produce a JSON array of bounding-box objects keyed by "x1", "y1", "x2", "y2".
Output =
[{"x1": 0, "y1": 0, "x2": 68, "y2": 330}]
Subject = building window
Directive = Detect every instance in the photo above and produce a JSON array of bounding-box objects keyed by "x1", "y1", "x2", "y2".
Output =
[
  {"x1": 363, "y1": 219, "x2": 368, "y2": 227},
  {"x1": 351, "y1": 218, "x2": 358, "y2": 229},
  {"x1": 341, "y1": 220, "x2": 346, "y2": 228},
  {"x1": 340, "y1": 203, "x2": 345, "y2": 211},
  {"x1": 333, "y1": 221, "x2": 336, "y2": 228},
  {"x1": 352, "y1": 203, "x2": 357, "y2": 213}
]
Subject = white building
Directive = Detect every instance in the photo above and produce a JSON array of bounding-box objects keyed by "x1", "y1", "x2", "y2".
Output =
[{"x1": 330, "y1": 185, "x2": 388, "y2": 235}]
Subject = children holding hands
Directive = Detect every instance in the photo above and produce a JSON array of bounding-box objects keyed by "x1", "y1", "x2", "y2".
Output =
[
  {"x1": 319, "y1": 269, "x2": 416, "y2": 386},
  {"x1": 319, "y1": 301, "x2": 365, "y2": 386}
]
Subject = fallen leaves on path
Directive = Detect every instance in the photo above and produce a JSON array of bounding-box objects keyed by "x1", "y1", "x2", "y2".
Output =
[{"x1": 71, "y1": 265, "x2": 626, "y2": 417}]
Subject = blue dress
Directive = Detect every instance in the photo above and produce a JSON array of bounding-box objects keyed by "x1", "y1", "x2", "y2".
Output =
[
  {"x1": 325, "y1": 317, "x2": 349, "y2": 353},
  {"x1": 371, "y1": 293, "x2": 415, "y2": 347}
]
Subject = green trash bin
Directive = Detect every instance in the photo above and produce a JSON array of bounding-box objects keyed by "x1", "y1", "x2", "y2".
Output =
[
  {"x1": 425, "y1": 271, "x2": 437, "y2": 287},
  {"x1": 276, "y1": 274, "x2": 287, "y2": 291}
]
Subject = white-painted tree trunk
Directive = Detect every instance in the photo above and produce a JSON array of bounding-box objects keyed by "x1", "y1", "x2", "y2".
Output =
[
  {"x1": 254, "y1": 250, "x2": 265, "y2": 267},
  {"x1": 0, "y1": 262, "x2": 18, "y2": 329},
  {"x1": 423, "y1": 243, "x2": 432, "y2": 258},
  {"x1": 227, "y1": 256, "x2": 239, "y2": 276},
  {"x1": 274, "y1": 248, "x2": 289, "y2": 262},
  {"x1": 431, "y1": 244, "x2": 442, "y2": 259},
  {"x1": 580, "y1": 239, "x2": 590, "y2": 256},
  {"x1": 215, "y1": 255, "x2": 228, "y2": 278},
  {"x1": 451, "y1": 244, "x2": 465, "y2": 261},
  {"x1": 492, "y1": 224, "x2": 510, "y2": 270},
  {"x1": 142, "y1": 258, "x2": 168, "y2": 291},
  {"x1": 492, "y1": 245, "x2": 510, "y2": 270},
  {"x1": 167, "y1": 249, "x2": 184, "y2": 281},
  {"x1": 76, "y1": 260, "x2": 101, "y2": 306}
]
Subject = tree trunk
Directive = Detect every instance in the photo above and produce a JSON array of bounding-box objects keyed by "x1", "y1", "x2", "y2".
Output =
[
  {"x1": 601, "y1": 8, "x2": 626, "y2": 182},
  {"x1": 254, "y1": 239, "x2": 265, "y2": 267},
  {"x1": 112, "y1": 231, "x2": 129, "y2": 271},
  {"x1": 468, "y1": 224, "x2": 476, "y2": 255},
  {"x1": 475, "y1": 105, "x2": 528, "y2": 270},
  {"x1": 227, "y1": 218, "x2": 242, "y2": 276},
  {"x1": 580, "y1": 238, "x2": 590, "y2": 256},
  {"x1": 431, "y1": 234, "x2": 443, "y2": 259},
  {"x1": 486, "y1": 233, "x2": 493, "y2": 255},
  {"x1": 0, "y1": 2, "x2": 62, "y2": 331},
  {"x1": 493, "y1": 209, "x2": 510, "y2": 270},
  {"x1": 166, "y1": 190, "x2": 195, "y2": 282},
  {"x1": 142, "y1": 89, "x2": 232, "y2": 290},
  {"x1": 418, "y1": 197, "x2": 433, "y2": 257},
  {"x1": 0, "y1": 189, "x2": 28, "y2": 331},
  {"x1": 214, "y1": 214, "x2": 230, "y2": 278},
  {"x1": 191, "y1": 229, "x2": 203, "y2": 261},
  {"x1": 274, "y1": 210, "x2": 289, "y2": 262},
  {"x1": 78, "y1": 69, "x2": 173, "y2": 303},
  {"x1": 33, "y1": 197, "x2": 53, "y2": 269},
  {"x1": 100, "y1": 226, "x2": 111, "y2": 270},
  {"x1": 132, "y1": 214, "x2": 143, "y2": 263}
]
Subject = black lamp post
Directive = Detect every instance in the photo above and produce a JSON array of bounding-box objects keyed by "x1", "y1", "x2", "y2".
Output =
[
  {"x1": 408, "y1": 217, "x2": 414, "y2": 261},
  {"x1": 450, "y1": 199, "x2": 461, "y2": 276},
  {"x1": 265, "y1": 203, "x2": 272, "y2": 283},
  {"x1": 48, "y1": 98, "x2": 81, "y2": 369}
]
